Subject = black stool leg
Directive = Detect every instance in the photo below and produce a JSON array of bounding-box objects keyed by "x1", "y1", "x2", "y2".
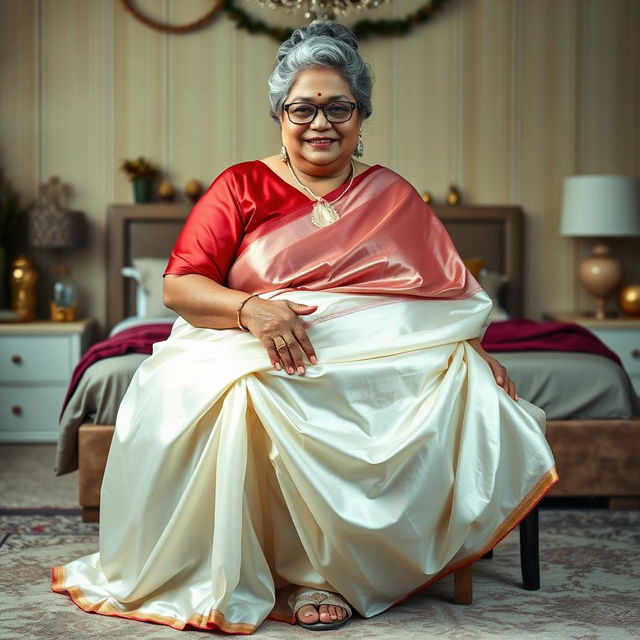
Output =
[{"x1": 519, "y1": 505, "x2": 540, "y2": 590}]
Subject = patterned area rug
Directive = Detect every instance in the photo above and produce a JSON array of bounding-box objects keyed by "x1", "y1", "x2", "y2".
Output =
[{"x1": 0, "y1": 509, "x2": 638, "y2": 640}]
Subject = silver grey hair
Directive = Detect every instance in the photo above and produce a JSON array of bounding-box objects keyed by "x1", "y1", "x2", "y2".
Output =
[{"x1": 268, "y1": 21, "x2": 373, "y2": 125}]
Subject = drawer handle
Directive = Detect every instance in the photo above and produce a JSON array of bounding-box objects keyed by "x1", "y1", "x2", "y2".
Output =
[
  {"x1": 11, "y1": 354, "x2": 23, "y2": 365},
  {"x1": 632, "y1": 349, "x2": 640, "y2": 359},
  {"x1": 11, "y1": 405, "x2": 22, "y2": 416}
]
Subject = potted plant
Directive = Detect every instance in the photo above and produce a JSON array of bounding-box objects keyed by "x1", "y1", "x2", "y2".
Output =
[{"x1": 120, "y1": 156, "x2": 160, "y2": 203}]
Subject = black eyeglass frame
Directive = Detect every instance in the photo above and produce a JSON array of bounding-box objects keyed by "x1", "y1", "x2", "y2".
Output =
[{"x1": 283, "y1": 101, "x2": 358, "y2": 125}]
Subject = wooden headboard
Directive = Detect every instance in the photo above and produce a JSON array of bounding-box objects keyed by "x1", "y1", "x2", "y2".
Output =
[
  {"x1": 432, "y1": 205, "x2": 524, "y2": 317},
  {"x1": 106, "y1": 204, "x2": 191, "y2": 330},
  {"x1": 106, "y1": 203, "x2": 524, "y2": 331}
]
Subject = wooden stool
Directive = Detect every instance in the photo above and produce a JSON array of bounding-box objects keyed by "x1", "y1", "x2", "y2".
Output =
[{"x1": 453, "y1": 505, "x2": 539, "y2": 604}]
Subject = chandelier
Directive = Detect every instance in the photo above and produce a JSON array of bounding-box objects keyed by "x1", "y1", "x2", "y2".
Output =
[{"x1": 253, "y1": 0, "x2": 391, "y2": 21}]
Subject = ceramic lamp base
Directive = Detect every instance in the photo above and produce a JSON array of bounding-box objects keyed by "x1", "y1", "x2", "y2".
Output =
[{"x1": 578, "y1": 242, "x2": 623, "y2": 320}]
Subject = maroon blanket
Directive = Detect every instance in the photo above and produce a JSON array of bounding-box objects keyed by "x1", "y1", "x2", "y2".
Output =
[
  {"x1": 481, "y1": 318, "x2": 621, "y2": 365},
  {"x1": 60, "y1": 323, "x2": 172, "y2": 417},
  {"x1": 61, "y1": 318, "x2": 621, "y2": 419}
]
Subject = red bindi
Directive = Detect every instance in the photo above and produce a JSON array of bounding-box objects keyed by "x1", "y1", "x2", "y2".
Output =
[{"x1": 317, "y1": 93, "x2": 322, "y2": 96}]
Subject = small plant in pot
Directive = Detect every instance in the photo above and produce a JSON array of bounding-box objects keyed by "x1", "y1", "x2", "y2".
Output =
[{"x1": 120, "y1": 156, "x2": 160, "y2": 203}]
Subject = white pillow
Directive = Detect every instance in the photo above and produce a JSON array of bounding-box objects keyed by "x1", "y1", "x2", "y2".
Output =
[
  {"x1": 479, "y1": 268, "x2": 509, "y2": 321},
  {"x1": 121, "y1": 258, "x2": 177, "y2": 319}
]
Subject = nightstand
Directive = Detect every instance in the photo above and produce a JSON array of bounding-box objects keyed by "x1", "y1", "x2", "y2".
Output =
[
  {"x1": 544, "y1": 312, "x2": 640, "y2": 395},
  {"x1": 0, "y1": 319, "x2": 94, "y2": 442}
]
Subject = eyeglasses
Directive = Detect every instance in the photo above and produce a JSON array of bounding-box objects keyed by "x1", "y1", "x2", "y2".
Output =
[{"x1": 283, "y1": 101, "x2": 357, "y2": 125}]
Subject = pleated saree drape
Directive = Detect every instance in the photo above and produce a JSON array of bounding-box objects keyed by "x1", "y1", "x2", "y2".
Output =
[{"x1": 52, "y1": 163, "x2": 557, "y2": 634}]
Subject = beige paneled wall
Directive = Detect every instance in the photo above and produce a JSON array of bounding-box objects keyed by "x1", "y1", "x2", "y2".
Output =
[
  {"x1": 516, "y1": 0, "x2": 580, "y2": 319},
  {"x1": 1, "y1": 0, "x2": 638, "y2": 332}
]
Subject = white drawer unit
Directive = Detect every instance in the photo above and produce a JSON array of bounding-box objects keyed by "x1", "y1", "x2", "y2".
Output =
[
  {"x1": 589, "y1": 327, "x2": 640, "y2": 395},
  {"x1": 544, "y1": 312, "x2": 640, "y2": 396},
  {"x1": 0, "y1": 319, "x2": 94, "y2": 442}
]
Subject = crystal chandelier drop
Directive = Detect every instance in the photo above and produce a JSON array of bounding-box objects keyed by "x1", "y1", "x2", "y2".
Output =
[{"x1": 253, "y1": 0, "x2": 390, "y2": 21}]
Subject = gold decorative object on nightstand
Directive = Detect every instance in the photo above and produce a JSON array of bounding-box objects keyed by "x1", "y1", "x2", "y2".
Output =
[
  {"x1": 619, "y1": 285, "x2": 640, "y2": 317},
  {"x1": 9, "y1": 256, "x2": 38, "y2": 321}
]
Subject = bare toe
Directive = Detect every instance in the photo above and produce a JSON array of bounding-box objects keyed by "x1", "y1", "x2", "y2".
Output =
[
  {"x1": 318, "y1": 604, "x2": 331, "y2": 623},
  {"x1": 297, "y1": 604, "x2": 319, "y2": 625},
  {"x1": 318, "y1": 604, "x2": 346, "y2": 622}
]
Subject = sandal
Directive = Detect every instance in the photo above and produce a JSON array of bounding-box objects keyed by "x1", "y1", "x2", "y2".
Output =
[{"x1": 294, "y1": 588, "x2": 353, "y2": 631}]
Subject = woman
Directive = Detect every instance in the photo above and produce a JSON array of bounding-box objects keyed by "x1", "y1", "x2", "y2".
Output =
[{"x1": 52, "y1": 22, "x2": 557, "y2": 633}]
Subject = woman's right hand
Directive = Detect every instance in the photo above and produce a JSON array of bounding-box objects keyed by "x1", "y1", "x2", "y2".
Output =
[{"x1": 241, "y1": 297, "x2": 318, "y2": 375}]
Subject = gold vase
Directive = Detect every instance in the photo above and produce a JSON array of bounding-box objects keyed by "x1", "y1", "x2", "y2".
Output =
[{"x1": 10, "y1": 256, "x2": 38, "y2": 321}]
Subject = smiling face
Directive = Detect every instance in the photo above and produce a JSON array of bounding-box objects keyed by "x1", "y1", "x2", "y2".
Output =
[{"x1": 279, "y1": 67, "x2": 362, "y2": 178}]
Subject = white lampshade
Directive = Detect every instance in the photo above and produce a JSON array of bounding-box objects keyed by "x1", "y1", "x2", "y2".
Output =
[{"x1": 560, "y1": 175, "x2": 640, "y2": 237}]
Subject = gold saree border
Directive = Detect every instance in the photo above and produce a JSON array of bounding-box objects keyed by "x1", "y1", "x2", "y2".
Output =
[
  {"x1": 391, "y1": 464, "x2": 560, "y2": 608},
  {"x1": 51, "y1": 466, "x2": 558, "y2": 633},
  {"x1": 50, "y1": 566, "x2": 259, "y2": 635}
]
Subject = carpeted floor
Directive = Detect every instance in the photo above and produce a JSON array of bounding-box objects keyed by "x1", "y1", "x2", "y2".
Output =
[
  {"x1": 1, "y1": 509, "x2": 639, "y2": 639},
  {"x1": 0, "y1": 444, "x2": 78, "y2": 508},
  {"x1": 1, "y1": 445, "x2": 639, "y2": 639}
]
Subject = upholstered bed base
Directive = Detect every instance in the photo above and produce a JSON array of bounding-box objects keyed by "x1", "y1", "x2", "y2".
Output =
[{"x1": 78, "y1": 419, "x2": 640, "y2": 522}]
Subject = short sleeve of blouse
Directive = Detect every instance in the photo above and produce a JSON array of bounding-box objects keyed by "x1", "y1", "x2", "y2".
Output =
[{"x1": 164, "y1": 168, "x2": 247, "y2": 284}]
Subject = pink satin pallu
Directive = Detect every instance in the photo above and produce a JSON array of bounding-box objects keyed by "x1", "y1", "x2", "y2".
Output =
[{"x1": 228, "y1": 166, "x2": 482, "y2": 301}]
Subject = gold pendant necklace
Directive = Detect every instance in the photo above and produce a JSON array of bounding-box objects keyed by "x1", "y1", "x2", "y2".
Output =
[
  {"x1": 285, "y1": 158, "x2": 356, "y2": 228},
  {"x1": 311, "y1": 198, "x2": 340, "y2": 228}
]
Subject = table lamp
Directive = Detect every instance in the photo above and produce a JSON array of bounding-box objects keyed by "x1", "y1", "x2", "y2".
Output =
[
  {"x1": 28, "y1": 181, "x2": 86, "y2": 321},
  {"x1": 560, "y1": 175, "x2": 640, "y2": 319}
]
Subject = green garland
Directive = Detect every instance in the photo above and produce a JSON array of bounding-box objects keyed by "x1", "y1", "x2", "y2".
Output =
[{"x1": 222, "y1": 0, "x2": 450, "y2": 42}]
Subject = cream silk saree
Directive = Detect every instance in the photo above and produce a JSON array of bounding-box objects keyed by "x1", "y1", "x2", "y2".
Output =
[{"x1": 52, "y1": 163, "x2": 558, "y2": 634}]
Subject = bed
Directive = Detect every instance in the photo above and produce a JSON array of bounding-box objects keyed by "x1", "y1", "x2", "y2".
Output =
[{"x1": 54, "y1": 202, "x2": 640, "y2": 522}]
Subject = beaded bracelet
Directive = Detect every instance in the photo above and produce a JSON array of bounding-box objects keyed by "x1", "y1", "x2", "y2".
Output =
[{"x1": 237, "y1": 294, "x2": 257, "y2": 331}]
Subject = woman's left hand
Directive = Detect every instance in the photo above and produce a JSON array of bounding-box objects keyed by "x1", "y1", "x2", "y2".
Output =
[{"x1": 467, "y1": 338, "x2": 518, "y2": 401}]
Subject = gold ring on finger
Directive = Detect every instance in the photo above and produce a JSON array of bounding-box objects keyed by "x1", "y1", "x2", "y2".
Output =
[{"x1": 274, "y1": 336, "x2": 287, "y2": 350}]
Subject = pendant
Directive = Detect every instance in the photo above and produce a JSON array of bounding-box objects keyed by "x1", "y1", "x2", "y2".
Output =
[{"x1": 310, "y1": 199, "x2": 340, "y2": 228}]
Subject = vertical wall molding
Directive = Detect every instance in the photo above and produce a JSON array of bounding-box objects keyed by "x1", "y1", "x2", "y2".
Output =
[
  {"x1": 106, "y1": 0, "x2": 115, "y2": 206},
  {"x1": 233, "y1": 29, "x2": 243, "y2": 162},
  {"x1": 575, "y1": 0, "x2": 585, "y2": 175},
  {"x1": 165, "y1": 0, "x2": 171, "y2": 175},
  {"x1": 573, "y1": 0, "x2": 586, "y2": 308},
  {"x1": 454, "y1": 4, "x2": 464, "y2": 189},
  {"x1": 509, "y1": 0, "x2": 523, "y2": 205},
  {"x1": 35, "y1": 0, "x2": 44, "y2": 188}
]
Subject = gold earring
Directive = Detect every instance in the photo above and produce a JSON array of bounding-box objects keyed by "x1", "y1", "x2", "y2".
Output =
[
  {"x1": 280, "y1": 145, "x2": 289, "y2": 163},
  {"x1": 353, "y1": 135, "x2": 364, "y2": 158}
]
